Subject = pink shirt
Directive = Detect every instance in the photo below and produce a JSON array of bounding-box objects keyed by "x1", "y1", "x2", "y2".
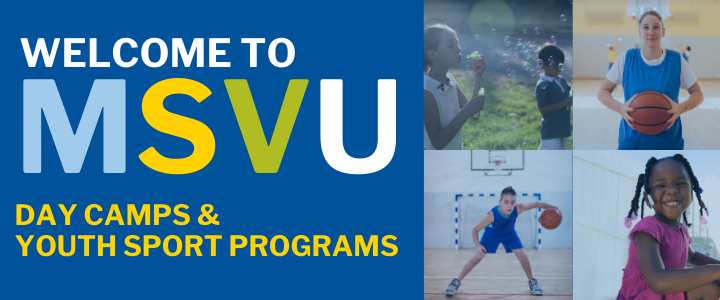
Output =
[{"x1": 617, "y1": 216, "x2": 691, "y2": 300}]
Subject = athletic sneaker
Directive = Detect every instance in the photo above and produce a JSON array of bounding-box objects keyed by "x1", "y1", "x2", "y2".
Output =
[
  {"x1": 445, "y1": 278, "x2": 461, "y2": 297},
  {"x1": 529, "y1": 278, "x2": 543, "y2": 296}
]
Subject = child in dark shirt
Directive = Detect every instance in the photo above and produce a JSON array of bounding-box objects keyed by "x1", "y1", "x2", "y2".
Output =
[{"x1": 535, "y1": 43, "x2": 572, "y2": 150}]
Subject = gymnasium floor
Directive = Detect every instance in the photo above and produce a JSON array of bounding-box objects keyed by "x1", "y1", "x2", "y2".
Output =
[
  {"x1": 424, "y1": 248, "x2": 572, "y2": 299},
  {"x1": 573, "y1": 78, "x2": 720, "y2": 149}
]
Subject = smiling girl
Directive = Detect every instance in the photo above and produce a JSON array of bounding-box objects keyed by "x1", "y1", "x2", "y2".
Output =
[{"x1": 618, "y1": 154, "x2": 720, "y2": 299}]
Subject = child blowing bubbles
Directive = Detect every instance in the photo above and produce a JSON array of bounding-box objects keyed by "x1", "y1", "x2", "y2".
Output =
[
  {"x1": 619, "y1": 154, "x2": 720, "y2": 299},
  {"x1": 423, "y1": 24, "x2": 486, "y2": 150}
]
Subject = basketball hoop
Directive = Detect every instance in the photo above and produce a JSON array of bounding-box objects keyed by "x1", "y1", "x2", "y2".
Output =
[{"x1": 485, "y1": 156, "x2": 511, "y2": 176}]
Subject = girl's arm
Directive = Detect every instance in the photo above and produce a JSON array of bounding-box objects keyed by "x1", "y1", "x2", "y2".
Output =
[
  {"x1": 688, "y1": 244, "x2": 720, "y2": 266},
  {"x1": 457, "y1": 83, "x2": 479, "y2": 121},
  {"x1": 597, "y1": 79, "x2": 637, "y2": 130},
  {"x1": 517, "y1": 202, "x2": 559, "y2": 215},
  {"x1": 635, "y1": 231, "x2": 720, "y2": 294},
  {"x1": 472, "y1": 213, "x2": 494, "y2": 251},
  {"x1": 664, "y1": 82, "x2": 704, "y2": 130},
  {"x1": 424, "y1": 91, "x2": 483, "y2": 149},
  {"x1": 458, "y1": 58, "x2": 487, "y2": 121}
]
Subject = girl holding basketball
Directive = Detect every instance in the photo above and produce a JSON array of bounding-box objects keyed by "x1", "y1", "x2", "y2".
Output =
[
  {"x1": 618, "y1": 154, "x2": 720, "y2": 299},
  {"x1": 597, "y1": 11, "x2": 704, "y2": 150},
  {"x1": 424, "y1": 24, "x2": 487, "y2": 150},
  {"x1": 445, "y1": 186, "x2": 560, "y2": 296}
]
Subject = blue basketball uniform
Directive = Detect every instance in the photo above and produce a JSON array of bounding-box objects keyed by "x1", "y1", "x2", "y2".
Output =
[
  {"x1": 619, "y1": 48, "x2": 683, "y2": 150},
  {"x1": 479, "y1": 205, "x2": 523, "y2": 253}
]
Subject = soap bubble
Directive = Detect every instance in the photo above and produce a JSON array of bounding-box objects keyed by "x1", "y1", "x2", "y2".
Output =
[
  {"x1": 517, "y1": 39, "x2": 522, "y2": 44},
  {"x1": 537, "y1": 59, "x2": 543, "y2": 67},
  {"x1": 523, "y1": 29, "x2": 527, "y2": 35},
  {"x1": 529, "y1": 69, "x2": 536, "y2": 77},
  {"x1": 510, "y1": 70, "x2": 516, "y2": 77},
  {"x1": 515, "y1": 43, "x2": 523, "y2": 52},
  {"x1": 502, "y1": 54, "x2": 509, "y2": 62},
  {"x1": 507, "y1": 48, "x2": 513, "y2": 54},
  {"x1": 490, "y1": 54, "x2": 495, "y2": 60},
  {"x1": 534, "y1": 27, "x2": 540, "y2": 35},
  {"x1": 551, "y1": 36, "x2": 557, "y2": 44},
  {"x1": 508, "y1": 113, "x2": 519, "y2": 128},
  {"x1": 491, "y1": 28, "x2": 496, "y2": 35},
  {"x1": 513, "y1": 52, "x2": 519, "y2": 59},
  {"x1": 506, "y1": 69, "x2": 512, "y2": 76},
  {"x1": 504, "y1": 36, "x2": 510, "y2": 41},
  {"x1": 523, "y1": 50, "x2": 531, "y2": 60},
  {"x1": 548, "y1": 56, "x2": 554, "y2": 66},
  {"x1": 523, "y1": 62, "x2": 530, "y2": 70},
  {"x1": 560, "y1": 14, "x2": 567, "y2": 21},
  {"x1": 558, "y1": 63, "x2": 564, "y2": 71},
  {"x1": 504, "y1": 39, "x2": 511, "y2": 46},
  {"x1": 539, "y1": 80, "x2": 548, "y2": 89},
  {"x1": 475, "y1": 34, "x2": 479, "y2": 40}
]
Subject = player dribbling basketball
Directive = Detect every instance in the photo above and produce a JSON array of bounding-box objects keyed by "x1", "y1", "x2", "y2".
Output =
[{"x1": 445, "y1": 186, "x2": 561, "y2": 296}]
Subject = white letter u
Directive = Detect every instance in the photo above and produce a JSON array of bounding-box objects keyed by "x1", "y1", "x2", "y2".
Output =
[{"x1": 320, "y1": 79, "x2": 396, "y2": 175}]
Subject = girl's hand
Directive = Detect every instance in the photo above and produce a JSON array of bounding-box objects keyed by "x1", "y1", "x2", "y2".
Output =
[
  {"x1": 472, "y1": 56, "x2": 487, "y2": 79},
  {"x1": 620, "y1": 93, "x2": 638, "y2": 130},
  {"x1": 462, "y1": 95, "x2": 485, "y2": 118},
  {"x1": 475, "y1": 245, "x2": 487, "y2": 259},
  {"x1": 665, "y1": 94, "x2": 684, "y2": 131}
]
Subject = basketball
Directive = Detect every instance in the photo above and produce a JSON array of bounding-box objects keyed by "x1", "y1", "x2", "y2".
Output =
[
  {"x1": 627, "y1": 91, "x2": 673, "y2": 136},
  {"x1": 540, "y1": 208, "x2": 562, "y2": 230}
]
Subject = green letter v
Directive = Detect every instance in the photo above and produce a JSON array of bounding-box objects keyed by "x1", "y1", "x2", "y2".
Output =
[{"x1": 225, "y1": 79, "x2": 308, "y2": 173}]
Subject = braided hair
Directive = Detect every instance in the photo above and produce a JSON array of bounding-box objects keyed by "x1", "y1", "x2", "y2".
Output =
[{"x1": 626, "y1": 154, "x2": 706, "y2": 227}]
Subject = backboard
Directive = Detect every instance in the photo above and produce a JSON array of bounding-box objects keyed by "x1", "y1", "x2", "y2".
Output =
[
  {"x1": 470, "y1": 150, "x2": 525, "y2": 175},
  {"x1": 627, "y1": 0, "x2": 671, "y2": 20}
]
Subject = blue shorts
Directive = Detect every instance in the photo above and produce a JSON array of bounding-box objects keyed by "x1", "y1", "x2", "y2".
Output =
[{"x1": 480, "y1": 231, "x2": 523, "y2": 253}]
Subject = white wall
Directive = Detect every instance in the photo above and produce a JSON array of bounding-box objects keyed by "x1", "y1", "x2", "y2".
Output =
[
  {"x1": 425, "y1": 150, "x2": 573, "y2": 249},
  {"x1": 573, "y1": 34, "x2": 720, "y2": 79},
  {"x1": 573, "y1": 150, "x2": 643, "y2": 300}
]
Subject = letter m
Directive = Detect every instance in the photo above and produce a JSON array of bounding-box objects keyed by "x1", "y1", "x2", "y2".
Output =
[{"x1": 24, "y1": 80, "x2": 125, "y2": 173}]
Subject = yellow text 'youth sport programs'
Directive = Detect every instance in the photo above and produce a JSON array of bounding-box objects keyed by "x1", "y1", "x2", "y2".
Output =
[{"x1": 14, "y1": 204, "x2": 398, "y2": 257}]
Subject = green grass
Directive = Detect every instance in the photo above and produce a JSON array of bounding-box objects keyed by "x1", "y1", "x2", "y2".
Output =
[{"x1": 450, "y1": 70, "x2": 573, "y2": 150}]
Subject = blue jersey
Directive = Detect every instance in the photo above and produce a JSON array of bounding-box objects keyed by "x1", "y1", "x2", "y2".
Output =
[
  {"x1": 483, "y1": 205, "x2": 518, "y2": 237},
  {"x1": 619, "y1": 48, "x2": 683, "y2": 150}
]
